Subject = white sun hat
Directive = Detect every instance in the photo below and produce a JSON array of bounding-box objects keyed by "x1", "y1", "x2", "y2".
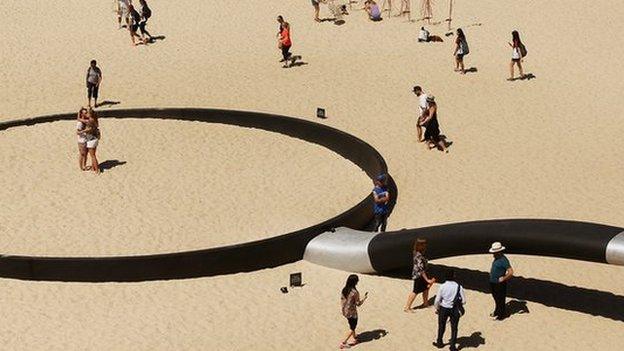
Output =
[{"x1": 489, "y1": 242, "x2": 506, "y2": 253}]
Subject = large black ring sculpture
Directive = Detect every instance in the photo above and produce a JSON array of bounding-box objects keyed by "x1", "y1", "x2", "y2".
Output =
[{"x1": 0, "y1": 108, "x2": 397, "y2": 282}]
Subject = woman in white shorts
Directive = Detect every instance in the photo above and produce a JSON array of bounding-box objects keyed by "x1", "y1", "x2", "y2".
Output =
[
  {"x1": 76, "y1": 108, "x2": 89, "y2": 171},
  {"x1": 83, "y1": 108, "x2": 101, "y2": 174},
  {"x1": 117, "y1": 0, "x2": 130, "y2": 29}
]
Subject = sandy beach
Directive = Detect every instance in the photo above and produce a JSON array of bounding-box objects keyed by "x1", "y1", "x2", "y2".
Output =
[{"x1": 1, "y1": 0, "x2": 623, "y2": 349}]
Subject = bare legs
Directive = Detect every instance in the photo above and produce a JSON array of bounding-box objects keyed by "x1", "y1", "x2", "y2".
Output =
[
  {"x1": 314, "y1": 4, "x2": 320, "y2": 22},
  {"x1": 509, "y1": 60, "x2": 524, "y2": 80},
  {"x1": 417, "y1": 124, "x2": 424, "y2": 142},
  {"x1": 404, "y1": 289, "x2": 431, "y2": 311},
  {"x1": 78, "y1": 144, "x2": 87, "y2": 171},
  {"x1": 455, "y1": 56, "x2": 465, "y2": 74},
  {"x1": 341, "y1": 330, "x2": 357, "y2": 348},
  {"x1": 88, "y1": 147, "x2": 100, "y2": 174}
]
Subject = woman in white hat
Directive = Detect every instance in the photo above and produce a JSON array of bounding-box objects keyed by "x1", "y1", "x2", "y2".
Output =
[{"x1": 488, "y1": 242, "x2": 514, "y2": 320}]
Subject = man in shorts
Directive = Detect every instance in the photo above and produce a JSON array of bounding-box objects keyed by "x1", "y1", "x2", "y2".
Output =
[
  {"x1": 117, "y1": 0, "x2": 131, "y2": 29},
  {"x1": 372, "y1": 174, "x2": 390, "y2": 232},
  {"x1": 412, "y1": 86, "x2": 428, "y2": 142},
  {"x1": 86, "y1": 60, "x2": 102, "y2": 108}
]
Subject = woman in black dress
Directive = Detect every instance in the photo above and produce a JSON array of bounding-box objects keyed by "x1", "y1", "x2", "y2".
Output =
[
  {"x1": 420, "y1": 95, "x2": 447, "y2": 151},
  {"x1": 404, "y1": 238, "x2": 436, "y2": 311}
]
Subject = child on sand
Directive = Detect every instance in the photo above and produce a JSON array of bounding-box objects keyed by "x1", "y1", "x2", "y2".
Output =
[
  {"x1": 364, "y1": 1, "x2": 382, "y2": 21},
  {"x1": 340, "y1": 275, "x2": 368, "y2": 349}
]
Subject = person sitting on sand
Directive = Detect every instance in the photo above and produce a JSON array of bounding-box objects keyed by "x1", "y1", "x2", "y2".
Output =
[
  {"x1": 508, "y1": 30, "x2": 526, "y2": 81},
  {"x1": 364, "y1": 1, "x2": 382, "y2": 21},
  {"x1": 418, "y1": 27, "x2": 444, "y2": 43},
  {"x1": 405, "y1": 238, "x2": 436, "y2": 312},
  {"x1": 340, "y1": 274, "x2": 368, "y2": 349},
  {"x1": 83, "y1": 108, "x2": 101, "y2": 174},
  {"x1": 420, "y1": 95, "x2": 447, "y2": 152},
  {"x1": 76, "y1": 107, "x2": 90, "y2": 171}
]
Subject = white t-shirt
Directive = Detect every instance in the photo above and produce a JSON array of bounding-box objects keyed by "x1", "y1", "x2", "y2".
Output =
[
  {"x1": 419, "y1": 93, "x2": 429, "y2": 117},
  {"x1": 512, "y1": 46, "x2": 521, "y2": 59},
  {"x1": 419, "y1": 29, "x2": 429, "y2": 41}
]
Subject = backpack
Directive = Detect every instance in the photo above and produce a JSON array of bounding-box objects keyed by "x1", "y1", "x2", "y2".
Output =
[
  {"x1": 519, "y1": 42, "x2": 527, "y2": 57},
  {"x1": 460, "y1": 39, "x2": 470, "y2": 55}
]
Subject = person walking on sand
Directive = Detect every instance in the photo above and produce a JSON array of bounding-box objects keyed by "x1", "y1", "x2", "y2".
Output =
[
  {"x1": 433, "y1": 269, "x2": 466, "y2": 351},
  {"x1": 128, "y1": 4, "x2": 145, "y2": 45},
  {"x1": 340, "y1": 274, "x2": 368, "y2": 349},
  {"x1": 278, "y1": 21, "x2": 294, "y2": 68},
  {"x1": 138, "y1": 0, "x2": 154, "y2": 43},
  {"x1": 117, "y1": 0, "x2": 131, "y2": 29},
  {"x1": 404, "y1": 238, "x2": 436, "y2": 312},
  {"x1": 76, "y1": 107, "x2": 89, "y2": 171},
  {"x1": 453, "y1": 28, "x2": 469, "y2": 74},
  {"x1": 86, "y1": 60, "x2": 102, "y2": 108},
  {"x1": 508, "y1": 30, "x2": 526, "y2": 81},
  {"x1": 420, "y1": 95, "x2": 447, "y2": 151},
  {"x1": 372, "y1": 174, "x2": 390, "y2": 232},
  {"x1": 412, "y1": 85, "x2": 428, "y2": 142},
  {"x1": 488, "y1": 242, "x2": 514, "y2": 320},
  {"x1": 83, "y1": 108, "x2": 101, "y2": 174}
]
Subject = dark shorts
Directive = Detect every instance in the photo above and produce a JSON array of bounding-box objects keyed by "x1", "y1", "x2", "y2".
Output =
[
  {"x1": 512, "y1": 58, "x2": 521, "y2": 62},
  {"x1": 312, "y1": 0, "x2": 319, "y2": 6},
  {"x1": 87, "y1": 83, "x2": 99, "y2": 99},
  {"x1": 456, "y1": 54, "x2": 464, "y2": 60},
  {"x1": 131, "y1": 24, "x2": 139, "y2": 32},
  {"x1": 413, "y1": 276, "x2": 428, "y2": 294},
  {"x1": 347, "y1": 317, "x2": 358, "y2": 331}
]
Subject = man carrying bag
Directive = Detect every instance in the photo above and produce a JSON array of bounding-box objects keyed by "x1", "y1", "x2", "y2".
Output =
[{"x1": 433, "y1": 269, "x2": 466, "y2": 351}]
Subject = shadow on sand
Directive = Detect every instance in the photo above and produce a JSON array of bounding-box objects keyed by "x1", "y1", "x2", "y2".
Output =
[
  {"x1": 99, "y1": 159, "x2": 127, "y2": 172},
  {"x1": 457, "y1": 331, "x2": 486, "y2": 349},
  {"x1": 357, "y1": 329, "x2": 388, "y2": 344},
  {"x1": 383, "y1": 264, "x2": 624, "y2": 322}
]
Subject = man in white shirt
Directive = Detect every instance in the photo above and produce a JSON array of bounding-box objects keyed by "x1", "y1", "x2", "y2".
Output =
[
  {"x1": 412, "y1": 86, "x2": 428, "y2": 142},
  {"x1": 433, "y1": 270, "x2": 466, "y2": 351}
]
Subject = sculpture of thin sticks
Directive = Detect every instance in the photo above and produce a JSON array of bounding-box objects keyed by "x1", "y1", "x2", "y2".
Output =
[{"x1": 421, "y1": 0, "x2": 433, "y2": 23}]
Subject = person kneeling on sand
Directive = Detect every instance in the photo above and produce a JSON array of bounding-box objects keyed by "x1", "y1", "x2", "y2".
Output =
[
  {"x1": 418, "y1": 27, "x2": 444, "y2": 43},
  {"x1": 364, "y1": 1, "x2": 382, "y2": 21}
]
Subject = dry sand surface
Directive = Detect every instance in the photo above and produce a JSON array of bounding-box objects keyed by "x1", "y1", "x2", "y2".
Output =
[
  {"x1": 0, "y1": 119, "x2": 370, "y2": 256},
  {"x1": 1, "y1": 0, "x2": 624, "y2": 349}
]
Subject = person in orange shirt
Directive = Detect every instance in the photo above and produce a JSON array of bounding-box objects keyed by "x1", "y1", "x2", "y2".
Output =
[{"x1": 278, "y1": 22, "x2": 293, "y2": 68}]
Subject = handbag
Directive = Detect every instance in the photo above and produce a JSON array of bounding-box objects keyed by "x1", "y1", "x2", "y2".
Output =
[{"x1": 452, "y1": 284, "x2": 465, "y2": 316}]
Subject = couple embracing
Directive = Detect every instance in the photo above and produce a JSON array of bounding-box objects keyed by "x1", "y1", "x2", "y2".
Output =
[{"x1": 76, "y1": 107, "x2": 101, "y2": 174}]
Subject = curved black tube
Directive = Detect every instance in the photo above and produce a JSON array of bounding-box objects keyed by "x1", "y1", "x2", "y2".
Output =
[
  {"x1": 369, "y1": 219, "x2": 624, "y2": 272},
  {"x1": 0, "y1": 108, "x2": 397, "y2": 282}
]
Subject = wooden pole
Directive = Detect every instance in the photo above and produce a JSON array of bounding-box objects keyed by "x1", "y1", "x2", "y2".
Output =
[{"x1": 447, "y1": 0, "x2": 453, "y2": 31}]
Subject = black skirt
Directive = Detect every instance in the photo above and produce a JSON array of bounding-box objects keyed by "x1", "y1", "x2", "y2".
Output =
[
  {"x1": 424, "y1": 116, "x2": 440, "y2": 141},
  {"x1": 413, "y1": 276, "x2": 428, "y2": 293}
]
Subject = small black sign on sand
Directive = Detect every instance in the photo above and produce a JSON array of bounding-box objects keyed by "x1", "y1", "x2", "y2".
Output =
[
  {"x1": 290, "y1": 272, "x2": 303, "y2": 287},
  {"x1": 317, "y1": 108, "x2": 326, "y2": 119}
]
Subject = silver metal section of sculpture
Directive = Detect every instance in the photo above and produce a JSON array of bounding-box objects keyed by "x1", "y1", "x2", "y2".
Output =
[
  {"x1": 304, "y1": 227, "x2": 377, "y2": 273},
  {"x1": 606, "y1": 231, "x2": 624, "y2": 265}
]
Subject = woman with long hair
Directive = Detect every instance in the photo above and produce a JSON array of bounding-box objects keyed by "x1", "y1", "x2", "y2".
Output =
[
  {"x1": 404, "y1": 238, "x2": 436, "y2": 311},
  {"x1": 420, "y1": 95, "x2": 447, "y2": 151},
  {"x1": 76, "y1": 107, "x2": 89, "y2": 171},
  {"x1": 453, "y1": 28, "x2": 468, "y2": 74},
  {"x1": 340, "y1": 274, "x2": 368, "y2": 349},
  {"x1": 83, "y1": 108, "x2": 101, "y2": 174},
  {"x1": 278, "y1": 21, "x2": 293, "y2": 68},
  {"x1": 508, "y1": 30, "x2": 525, "y2": 81}
]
